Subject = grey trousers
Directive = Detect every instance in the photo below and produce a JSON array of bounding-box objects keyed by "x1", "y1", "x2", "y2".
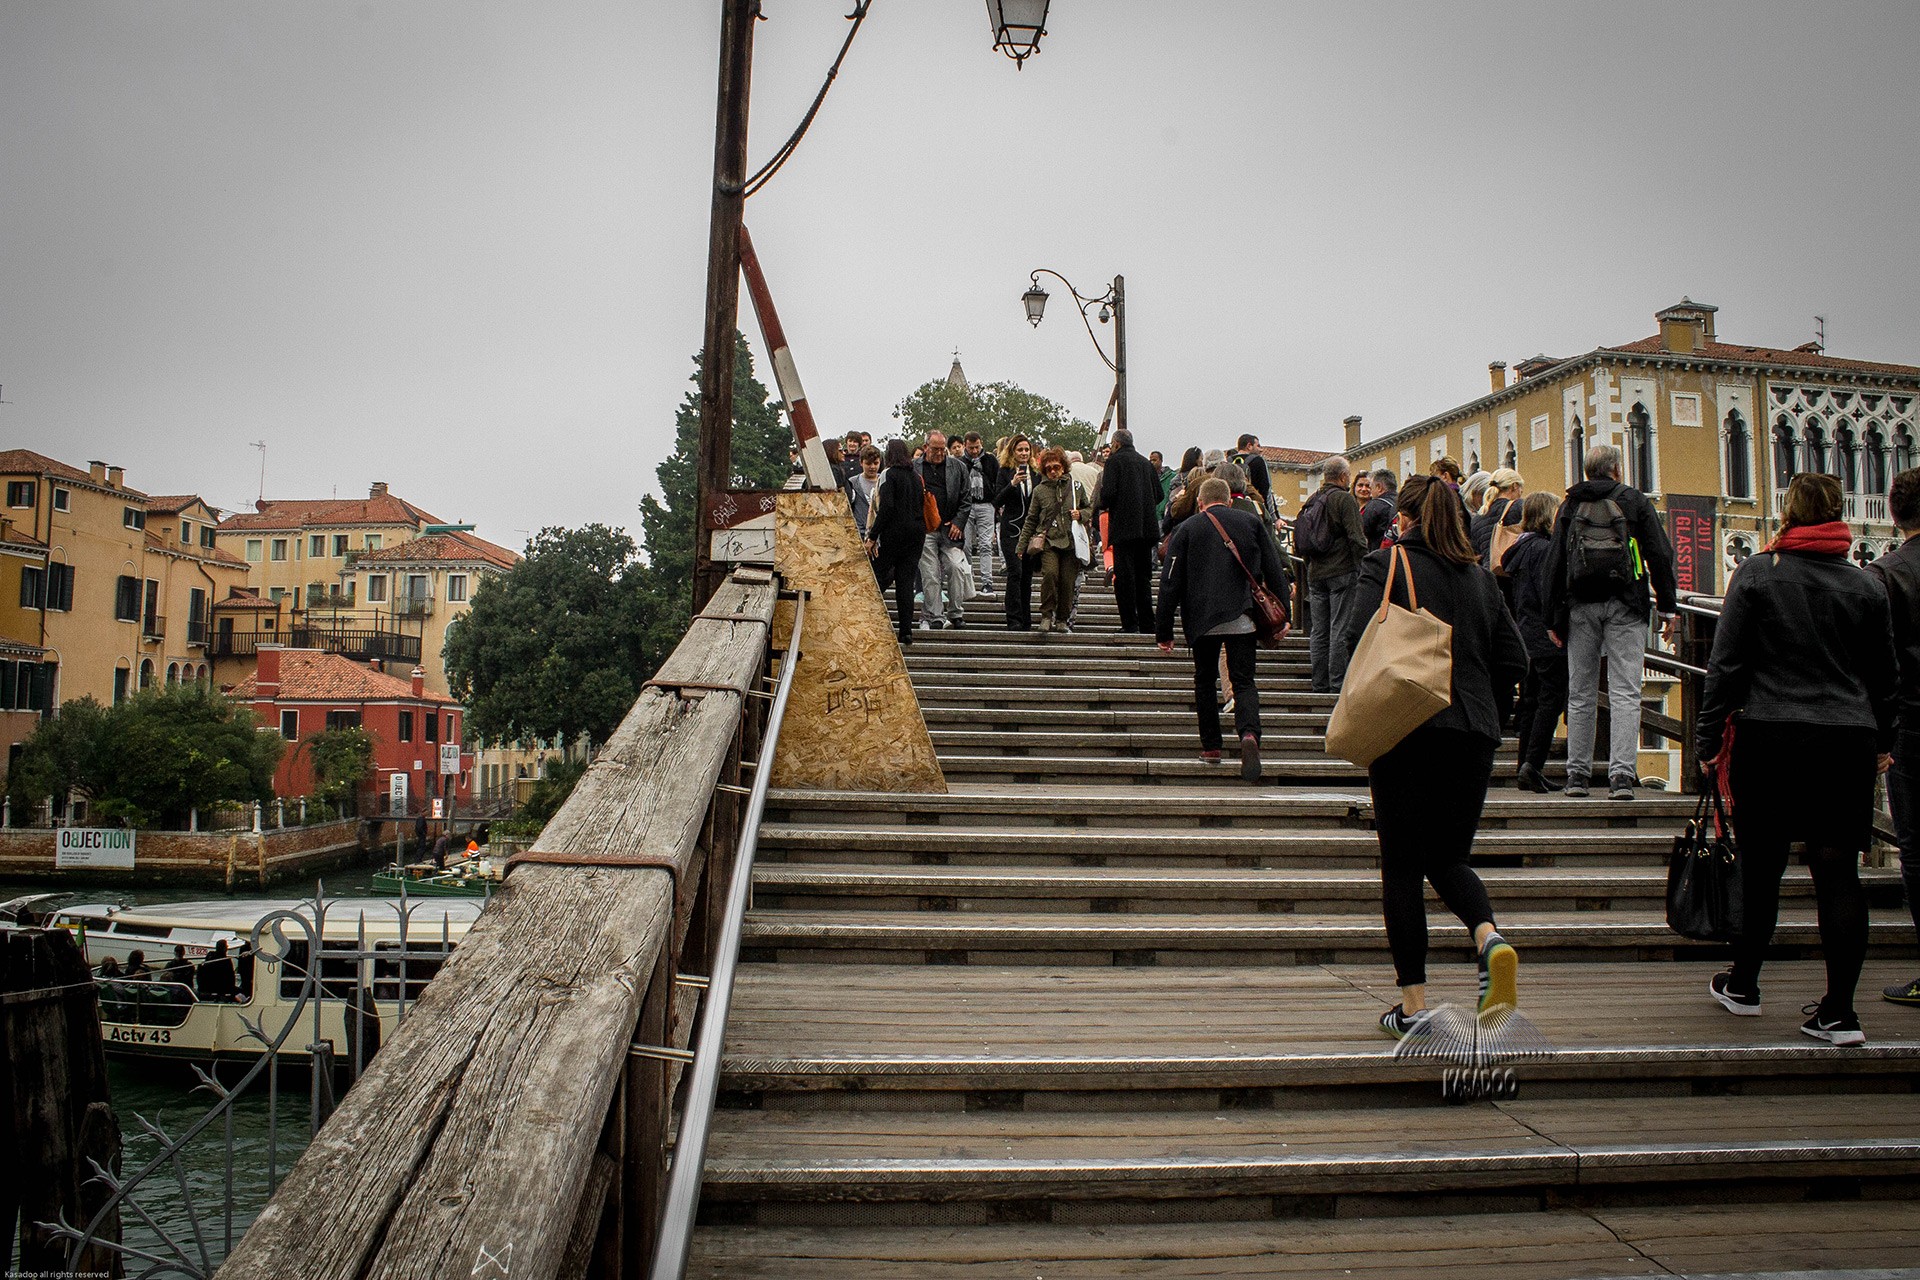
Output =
[
  {"x1": 1309, "y1": 570, "x2": 1359, "y2": 693},
  {"x1": 1564, "y1": 596, "x2": 1647, "y2": 785},
  {"x1": 918, "y1": 536, "x2": 968, "y2": 624},
  {"x1": 964, "y1": 504, "x2": 997, "y2": 592}
]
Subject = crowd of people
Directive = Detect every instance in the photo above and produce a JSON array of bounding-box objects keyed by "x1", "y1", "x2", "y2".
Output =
[
  {"x1": 828, "y1": 426, "x2": 1919, "y2": 1047},
  {"x1": 95, "y1": 939, "x2": 252, "y2": 1018}
]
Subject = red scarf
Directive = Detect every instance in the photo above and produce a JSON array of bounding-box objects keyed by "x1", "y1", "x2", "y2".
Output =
[{"x1": 1765, "y1": 520, "x2": 1851, "y2": 556}]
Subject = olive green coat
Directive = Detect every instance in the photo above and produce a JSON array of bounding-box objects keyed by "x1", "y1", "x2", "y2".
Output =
[{"x1": 1017, "y1": 476, "x2": 1092, "y2": 552}]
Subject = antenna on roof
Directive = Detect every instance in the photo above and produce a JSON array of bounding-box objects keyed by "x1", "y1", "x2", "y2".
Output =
[
  {"x1": 1815, "y1": 315, "x2": 1827, "y2": 352},
  {"x1": 250, "y1": 441, "x2": 267, "y2": 506}
]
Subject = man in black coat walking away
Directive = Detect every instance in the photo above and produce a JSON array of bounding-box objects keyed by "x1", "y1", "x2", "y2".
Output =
[
  {"x1": 1097, "y1": 430, "x2": 1165, "y2": 633},
  {"x1": 1157, "y1": 477, "x2": 1292, "y2": 782}
]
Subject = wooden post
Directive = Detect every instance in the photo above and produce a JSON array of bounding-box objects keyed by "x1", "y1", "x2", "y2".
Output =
[
  {"x1": 692, "y1": 0, "x2": 759, "y2": 613},
  {"x1": 2, "y1": 928, "x2": 122, "y2": 1275}
]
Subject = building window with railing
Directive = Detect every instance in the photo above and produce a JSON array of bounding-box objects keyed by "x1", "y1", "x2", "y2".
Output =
[
  {"x1": 1897, "y1": 428, "x2": 1915, "y2": 476},
  {"x1": 1802, "y1": 419, "x2": 1828, "y2": 474},
  {"x1": 1866, "y1": 427, "x2": 1889, "y2": 494},
  {"x1": 1773, "y1": 416, "x2": 1796, "y2": 494},
  {"x1": 187, "y1": 588, "x2": 207, "y2": 646},
  {"x1": 1724, "y1": 409, "x2": 1752, "y2": 499},
  {"x1": 1835, "y1": 424, "x2": 1859, "y2": 496}
]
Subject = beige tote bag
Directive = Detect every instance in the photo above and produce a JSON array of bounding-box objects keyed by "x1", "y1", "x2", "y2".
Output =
[{"x1": 1323, "y1": 545, "x2": 1454, "y2": 768}]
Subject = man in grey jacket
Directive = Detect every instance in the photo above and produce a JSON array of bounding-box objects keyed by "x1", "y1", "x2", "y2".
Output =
[
  {"x1": 915, "y1": 432, "x2": 973, "y2": 629},
  {"x1": 1301, "y1": 457, "x2": 1367, "y2": 693}
]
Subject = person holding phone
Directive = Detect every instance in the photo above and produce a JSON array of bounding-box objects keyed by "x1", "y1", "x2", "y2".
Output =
[{"x1": 994, "y1": 436, "x2": 1038, "y2": 631}]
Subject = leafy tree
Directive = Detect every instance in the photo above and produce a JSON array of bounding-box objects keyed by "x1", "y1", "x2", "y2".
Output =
[
  {"x1": 303, "y1": 726, "x2": 375, "y2": 805},
  {"x1": 444, "y1": 524, "x2": 651, "y2": 749},
  {"x1": 893, "y1": 378, "x2": 1098, "y2": 455},
  {"x1": 7, "y1": 687, "x2": 281, "y2": 829}
]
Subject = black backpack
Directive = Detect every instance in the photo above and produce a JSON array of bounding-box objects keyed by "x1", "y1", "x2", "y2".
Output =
[
  {"x1": 1566, "y1": 494, "x2": 1635, "y2": 599},
  {"x1": 1292, "y1": 491, "x2": 1336, "y2": 558}
]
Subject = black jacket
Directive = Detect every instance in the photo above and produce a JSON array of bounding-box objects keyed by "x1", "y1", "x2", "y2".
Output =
[
  {"x1": 1499, "y1": 530, "x2": 1557, "y2": 660},
  {"x1": 1541, "y1": 477, "x2": 1678, "y2": 631},
  {"x1": 1096, "y1": 444, "x2": 1164, "y2": 544},
  {"x1": 1155, "y1": 504, "x2": 1291, "y2": 646},
  {"x1": 1342, "y1": 531, "x2": 1529, "y2": 744},
  {"x1": 993, "y1": 463, "x2": 1038, "y2": 539},
  {"x1": 1868, "y1": 534, "x2": 1920, "y2": 729},
  {"x1": 914, "y1": 455, "x2": 973, "y2": 530},
  {"x1": 869, "y1": 464, "x2": 928, "y2": 557},
  {"x1": 959, "y1": 451, "x2": 999, "y2": 510},
  {"x1": 1360, "y1": 493, "x2": 1397, "y2": 551},
  {"x1": 1697, "y1": 547, "x2": 1898, "y2": 761},
  {"x1": 1471, "y1": 496, "x2": 1522, "y2": 567},
  {"x1": 1240, "y1": 452, "x2": 1272, "y2": 507}
]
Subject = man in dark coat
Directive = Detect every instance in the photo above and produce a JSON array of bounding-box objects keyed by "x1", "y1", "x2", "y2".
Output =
[
  {"x1": 1868, "y1": 465, "x2": 1920, "y2": 1007},
  {"x1": 1157, "y1": 477, "x2": 1292, "y2": 782},
  {"x1": 1361, "y1": 468, "x2": 1399, "y2": 551},
  {"x1": 1096, "y1": 430, "x2": 1165, "y2": 633},
  {"x1": 195, "y1": 939, "x2": 238, "y2": 1002}
]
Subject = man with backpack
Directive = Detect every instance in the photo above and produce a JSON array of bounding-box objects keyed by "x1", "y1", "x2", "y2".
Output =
[
  {"x1": 1542, "y1": 442, "x2": 1678, "y2": 800},
  {"x1": 1296, "y1": 456, "x2": 1367, "y2": 693}
]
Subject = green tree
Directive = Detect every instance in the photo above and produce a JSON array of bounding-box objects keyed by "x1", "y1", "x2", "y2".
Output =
[
  {"x1": 303, "y1": 726, "x2": 375, "y2": 806},
  {"x1": 635, "y1": 330, "x2": 791, "y2": 639},
  {"x1": 444, "y1": 523, "x2": 653, "y2": 748},
  {"x1": 8, "y1": 687, "x2": 281, "y2": 829},
  {"x1": 892, "y1": 378, "x2": 1098, "y2": 455}
]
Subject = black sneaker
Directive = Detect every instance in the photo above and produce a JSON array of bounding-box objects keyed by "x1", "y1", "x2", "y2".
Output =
[
  {"x1": 1477, "y1": 932, "x2": 1518, "y2": 1013},
  {"x1": 1884, "y1": 978, "x2": 1920, "y2": 1007},
  {"x1": 1608, "y1": 777, "x2": 1636, "y2": 801},
  {"x1": 1709, "y1": 970, "x2": 1761, "y2": 1017},
  {"x1": 1379, "y1": 1004, "x2": 1432, "y2": 1040},
  {"x1": 1239, "y1": 733, "x2": 1262, "y2": 784},
  {"x1": 1801, "y1": 1003, "x2": 1866, "y2": 1047},
  {"x1": 1563, "y1": 776, "x2": 1590, "y2": 798}
]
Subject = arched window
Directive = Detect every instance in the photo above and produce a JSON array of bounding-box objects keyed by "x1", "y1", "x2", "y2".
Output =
[
  {"x1": 1803, "y1": 419, "x2": 1828, "y2": 474},
  {"x1": 1835, "y1": 423, "x2": 1858, "y2": 493},
  {"x1": 166, "y1": 662, "x2": 179, "y2": 686},
  {"x1": 1772, "y1": 416, "x2": 1796, "y2": 491},
  {"x1": 1567, "y1": 417, "x2": 1585, "y2": 485},
  {"x1": 1725, "y1": 410, "x2": 1752, "y2": 499},
  {"x1": 1866, "y1": 426, "x2": 1889, "y2": 494},
  {"x1": 138, "y1": 658, "x2": 154, "y2": 690},
  {"x1": 1504, "y1": 438, "x2": 1518, "y2": 469},
  {"x1": 1627, "y1": 402, "x2": 1655, "y2": 491},
  {"x1": 1897, "y1": 428, "x2": 1915, "y2": 476}
]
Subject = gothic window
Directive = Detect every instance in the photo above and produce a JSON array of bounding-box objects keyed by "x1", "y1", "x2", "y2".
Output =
[
  {"x1": 1567, "y1": 417, "x2": 1585, "y2": 485},
  {"x1": 1504, "y1": 437, "x2": 1518, "y2": 469},
  {"x1": 1627, "y1": 402, "x2": 1655, "y2": 491},
  {"x1": 1802, "y1": 419, "x2": 1828, "y2": 475},
  {"x1": 1866, "y1": 427, "x2": 1889, "y2": 494},
  {"x1": 1772, "y1": 416, "x2": 1796, "y2": 491},
  {"x1": 1897, "y1": 428, "x2": 1915, "y2": 476},
  {"x1": 1835, "y1": 424, "x2": 1858, "y2": 493},
  {"x1": 1724, "y1": 410, "x2": 1752, "y2": 499}
]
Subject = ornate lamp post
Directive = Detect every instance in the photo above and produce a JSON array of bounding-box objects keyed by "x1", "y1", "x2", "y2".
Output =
[
  {"x1": 690, "y1": 1, "x2": 1052, "y2": 610},
  {"x1": 1022, "y1": 268, "x2": 1127, "y2": 435}
]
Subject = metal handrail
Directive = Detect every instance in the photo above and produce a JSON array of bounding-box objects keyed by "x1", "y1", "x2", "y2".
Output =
[{"x1": 648, "y1": 590, "x2": 806, "y2": 1279}]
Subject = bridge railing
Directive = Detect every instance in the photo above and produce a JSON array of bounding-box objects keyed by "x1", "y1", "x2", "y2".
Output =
[{"x1": 220, "y1": 567, "x2": 789, "y2": 1280}]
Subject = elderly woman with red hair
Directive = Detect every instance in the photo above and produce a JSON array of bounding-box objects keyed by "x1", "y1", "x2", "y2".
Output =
[{"x1": 1016, "y1": 447, "x2": 1092, "y2": 634}]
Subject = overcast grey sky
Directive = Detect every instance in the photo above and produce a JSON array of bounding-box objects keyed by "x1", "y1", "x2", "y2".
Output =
[{"x1": 4, "y1": 2, "x2": 1917, "y2": 549}]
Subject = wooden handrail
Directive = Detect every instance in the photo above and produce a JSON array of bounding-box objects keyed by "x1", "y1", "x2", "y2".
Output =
[{"x1": 219, "y1": 570, "x2": 780, "y2": 1280}]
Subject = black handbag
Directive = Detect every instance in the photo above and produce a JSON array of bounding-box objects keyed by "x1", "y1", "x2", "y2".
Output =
[{"x1": 1666, "y1": 784, "x2": 1743, "y2": 943}]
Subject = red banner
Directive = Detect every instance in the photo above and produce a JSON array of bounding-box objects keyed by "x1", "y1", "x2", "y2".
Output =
[{"x1": 1665, "y1": 494, "x2": 1717, "y2": 595}]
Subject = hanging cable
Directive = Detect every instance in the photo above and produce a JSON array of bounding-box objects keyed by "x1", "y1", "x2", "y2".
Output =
[{"x1": 727, "y1": 1, "x2": 873, "y2": 198}]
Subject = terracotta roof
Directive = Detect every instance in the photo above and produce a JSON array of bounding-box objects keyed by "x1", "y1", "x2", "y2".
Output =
[
  {"x1": 352, "y1": 530, "x2": 518, "y2": 570},
  {"x1": 143, "y1": 494, "x2": 212, "y2": 516},
  {"x1": 0, "y1": 449, "x2": 148, "y2": 496},
  {"x1": 142, "y1": 527, "x2": 249, "y2": 567},
  {"x1": 218, "y1": 493, "x2": 441, "y2": 533},
  {"x1": 1255, "y1": 445, "x2": 1340, "y2": 467},
  {"x1": 211, "y1": 588, "x2": 281, "y2": 611},
  {"x1": 1604, "y1": 335, "x2": 1920, "y2": 380},
  {"x1": 229, "y1": 649, "x2": 455, "y2": 705}
]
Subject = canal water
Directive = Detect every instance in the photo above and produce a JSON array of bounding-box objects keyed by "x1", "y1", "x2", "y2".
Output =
[{"x1": 5, "y1": 866, "x2": 406, "y2": 1271}]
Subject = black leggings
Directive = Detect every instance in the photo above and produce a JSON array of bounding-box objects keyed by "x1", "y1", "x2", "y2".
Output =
[
  {"x1": 1730, "y1": 838, "x2": 1869, "y2": 1017},
  {"x1": 876, "y1": 542, "x2": 922, "y2": 642},
  {"x1": 1514, "y1": 653, "x2": 1568, "y2": 772},
  {"x1": 1371, "y1": 725, "x2": 1499, "y2": 987}
]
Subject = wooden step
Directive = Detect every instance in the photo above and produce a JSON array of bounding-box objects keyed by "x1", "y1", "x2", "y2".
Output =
[
  {"x1": 687, "y1": 1199, "x2": 1920, "y2": 1279},
  {"x1": 932, "y1": 753, "x2": 1592, "y2": 785}
]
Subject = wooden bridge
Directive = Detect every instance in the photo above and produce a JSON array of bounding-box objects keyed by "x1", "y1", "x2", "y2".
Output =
[{"x1": 221, "y1": 499, "x2": 1920, "y2": 1279}]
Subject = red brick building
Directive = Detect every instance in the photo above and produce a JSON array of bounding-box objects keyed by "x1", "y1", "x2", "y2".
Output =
[{"x1": 229, "y1": 646, "x2": 471, "y2": 812}]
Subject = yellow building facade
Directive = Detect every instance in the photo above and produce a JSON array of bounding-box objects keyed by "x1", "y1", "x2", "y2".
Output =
[{"x1": 346, "y1": 532, "x2": 518, "y2": 698}]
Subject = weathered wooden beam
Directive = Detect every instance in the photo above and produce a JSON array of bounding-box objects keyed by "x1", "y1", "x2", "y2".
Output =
[{"x1": 219, "y1": 574, "x2": 777, "y2": 1280}]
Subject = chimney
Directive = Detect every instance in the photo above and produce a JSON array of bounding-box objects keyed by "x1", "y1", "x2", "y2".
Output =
[
  {"x1": 370, "y1": 481, "x2": 389, "y2": 498},
  {"x1": 1343, "y1": 415, "x2": 1363, "y2": 451},
  {"x1": 1655, "y1": 297, "x2": 1717, "y2": 355},
  {"x1": 256, "y1": 645, "x2": 284, "y2": 697},
  {"x1": 1489, "y1": 361, "x2": 1508, "y2": 394},
  {"x1": 410, "y1": 666, "x2": 426, "y2": 698},
  {"x1": 88, "y1": 460, "x2": 108, "y2": 484},
  {"x1": 107, "y1": 465, "x2": 124, "y2": 489},
  {"x1": 368, "y1": 657, "x2": 384, "y2": 674}
]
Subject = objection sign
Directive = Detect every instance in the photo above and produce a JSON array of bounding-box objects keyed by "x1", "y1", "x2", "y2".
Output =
[{"x1": 56, "y1": 827, "x2": 137, "y2": 870}]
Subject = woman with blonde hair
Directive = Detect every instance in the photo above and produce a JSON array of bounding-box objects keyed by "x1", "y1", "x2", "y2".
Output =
[
  {"x1": 1699, "y1": 472, "x2": 1897, "y2": 1045},
  {"x1": 1472, "y1": 467, "x2": 1526, "y2": 570}
]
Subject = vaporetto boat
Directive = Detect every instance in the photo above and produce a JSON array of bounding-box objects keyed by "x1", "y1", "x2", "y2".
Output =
[{"x1": 43, "y1": 895, "x2": 484, "y2": 1066}]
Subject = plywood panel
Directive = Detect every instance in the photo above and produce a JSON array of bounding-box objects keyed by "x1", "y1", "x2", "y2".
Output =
[{"x1": 771, "y1": 490, "x2": 946, "y2": 794}]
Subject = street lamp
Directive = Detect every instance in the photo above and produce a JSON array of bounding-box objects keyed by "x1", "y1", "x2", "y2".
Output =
[
  {"x1": 986, "y1": 0, "x2": 1050, "y2": 68},
  {"x1": 1023, "y1": 268, "x2": 1127, "y2": 435}
]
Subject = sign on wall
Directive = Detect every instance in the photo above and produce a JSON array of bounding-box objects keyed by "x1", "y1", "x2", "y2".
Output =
[
  {"x1": 439, "y1": 742, "x2": 461, "y2": 776},
  {"x1": 56, "y1": 827, "x2": 137, "y2": 870},
  {"x1": 1666, "y1": 494, "x2": 1717, "y2": 596},
  {"x1": 389, "y1": 771, "x2": 410, "y2": 815}
]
